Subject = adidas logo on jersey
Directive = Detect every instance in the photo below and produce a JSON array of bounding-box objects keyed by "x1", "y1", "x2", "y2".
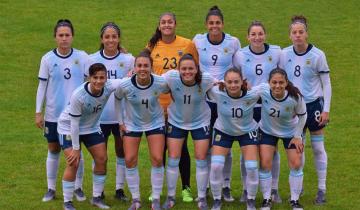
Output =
[
  {"x1": 246, "y1": 59, "x2": 250, "y2": 62},
  {"x1": 223, "y1": 101, "x2": 227, "y2": 104},
  {"x1": 155, "y1": 53, "x2": 160, "y2": 58},
  {"x1": 288, "y1": 59, "x2": 292, "y2": 62},
  {"x1": 53, "y1": 63, "x2": 58, "y2": 67},
  {"x1": 202, "y1": 48, "x2": 206, "y2": 51}
]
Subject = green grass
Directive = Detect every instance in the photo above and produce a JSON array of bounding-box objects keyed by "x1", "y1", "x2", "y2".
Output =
[{"x1": 0, "y1": 0, "x2": 359, "y2": 209}]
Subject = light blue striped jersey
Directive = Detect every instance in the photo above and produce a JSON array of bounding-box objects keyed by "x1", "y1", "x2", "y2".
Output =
[
  {"x1": 207, "y1": 86, "x2": 259, "y2": 136},
  {"x1": 279, "y1": 44, "x2": 330, "y2": 104},
  {"x1": 163, "y1": 70, "x2": 215, "y2": 130},
  {"x1": 88, "y1": 50, "x2": 134, "y2": 124},
  {"x1": 38, "y1": 48, "x2": 88, "y2": 122},
  {"x1": 257, "y1": 83, "x2": 307, "y2": 138},
  {"x1": 193, "y1": 33, "x2": 241, "y2": 80},
  {"x1": 114, "y1": 74, "x2": 169, "y2": 131},
  {"x1": 57, "y1": 79, "x2": 122, "y2": 135},
  {"x1": 233, "y1": 44, "x2": 281, "y2": 86}
]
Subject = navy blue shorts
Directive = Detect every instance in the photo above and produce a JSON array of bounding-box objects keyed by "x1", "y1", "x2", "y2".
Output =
[
  {"x1": 100, "y1": 123, "x2": 120, "y2": 138},
  {"x1": 258, "y1": 129, "x2": 296, "y2": 149},
  {"x1": 212, "y1": 128, "x2": 259, "y2": 148},
  {"x1": 123, "y1": 126, "x2": 166, "y2": 137},
  {"x1": 305, "y1": 98, "x2": 326, "y2": 132},
  {"x1": 59, "y1": 131, "x2": 105, "y2": 150},
  {"x1": 167, "y1": 123, "x2": 210, "y2": 140},
  {"x1": 207, "y1": 101, "x2": 218, "y2": 128},
  {"x1": 44, "y1": 121, "x2": 59, "y2": 143}
]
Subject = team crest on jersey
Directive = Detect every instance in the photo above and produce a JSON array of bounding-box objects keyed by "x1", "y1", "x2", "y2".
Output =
[
  {"x1": 215, "y1": 134, "x2": 221, "y2": 142},
  {"x1": 306, "y1": 59, "x2": 311, "y2": 65},
  {"x1": 285, "y1": 106, "x2": 291, "y2": 112},
  {"x1": 224, "y1": 48, "x2": 229, "y2": 54},
  {"x1": 45, "y1": 127, "x2": 49, "y2": 134},
  {"x1": 119, "y1": 62, "x2": 124, "y2": 67},
  {"x1": 268, "y1": 56, "x2": 272, "y2": 62},
  {"x1": 74, "y1": 59, "x2": 79, "y2": 65},
  {"x1": 66, "y1": 135, "x2": 71, "y2": 141},
  {"x1": 155, "y1": 53, "x2": 160, "y2": 58},
  {"x1": 178, "y1": 50, "x2": 183, "y2": 56}
]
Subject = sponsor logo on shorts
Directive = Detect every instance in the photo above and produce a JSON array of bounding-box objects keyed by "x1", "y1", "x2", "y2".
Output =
[
  {"x1": 167, "y1": 126, "x2": 172, "y2": 134},
  {"x1": 215, "y1": 134, "x2": 221, "y2": 142},
  {"x1": 66, "y1": 135, "x2": 71, "y2": 141}
]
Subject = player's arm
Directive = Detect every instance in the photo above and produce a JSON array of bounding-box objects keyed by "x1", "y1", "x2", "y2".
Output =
[
  {"x1": 317, "y1": 52, "x2": 331, "y2": 125},
  {"x1": 35, "y1": 57, "x2": 49, "y2": 129},
  {"x1": 289, "y1": 96, "x2": 307, "y2": 153}
]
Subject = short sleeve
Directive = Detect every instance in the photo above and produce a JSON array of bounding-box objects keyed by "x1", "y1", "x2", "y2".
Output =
[
  {"x1": 69, "y1": 94, "x2": 82, "y2": 117},
  {"x1": 316, "y1": 51, "x2": 330, "y2": 73},
  {"x1": 38, "y1": 55, "x2": 49, "y2": 80}
]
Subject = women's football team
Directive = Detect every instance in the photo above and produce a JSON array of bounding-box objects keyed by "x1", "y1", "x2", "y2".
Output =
[{"x1": 35, "y1": 5, "x2": 331, "y2": 210}]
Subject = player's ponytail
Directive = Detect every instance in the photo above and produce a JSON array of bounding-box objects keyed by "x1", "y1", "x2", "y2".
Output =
[
  {"x1": 148, "y1": 12, "x2": 176, "y2": 50},
  {"x1": 99, "y1": 22, "x2": 124, "y2": 52},
  {"x1": 268, "y1": 68, "x2": 302, "y2": 101},
  {"x1": 178, "y1": 54, "x2": 202, "y2": 85},
  {"x1": 54, "y1": 19, "x2": 74, "y2": 37},
  {"x1": 206, "y1": 5, "x2": 224, "y2": 22}
]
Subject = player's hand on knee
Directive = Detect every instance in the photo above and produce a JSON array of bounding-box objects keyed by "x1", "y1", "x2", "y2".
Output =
[
  {"x1": 289, "y1": 137, "x2": 304, "y2": 153},
  {"x1": 66, "y1": 149, "x2": 80, "y2": 167}
]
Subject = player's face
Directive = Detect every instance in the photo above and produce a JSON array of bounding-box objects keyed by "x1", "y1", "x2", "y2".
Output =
[
  {"x1": 55, "y1": 26, "x2": 73, "y2": 50},
  {"x1": 248, "y1": 26, "x2": 266, "y2": 48},
  {"x1": 290, "y1": 23, "x2": 308, "y2": 47},
  {"x1": 159, "y1": 15, "x2": 176, "y2": 37},
  {"x1": 269, "y1": 73, "x2": 288, "y2": 99},
  {"x1": 89, "y1": 71, "x2": 107, "y2": 95},
  {"x1": 179, "y1": 60, "x2": 197, "y2": 84},
  {"x1": 206, "y1": 15, "x2": 224, "y2": 36},
  {"x1": 101, "y1": 27, "x2": 119, "y2": 53},
  {"x1": 225, "y1": 72, "x2": 242, "y2": 96},
  {"x1": 135, "y1": 57, "x2": 152, "y2": 80}
]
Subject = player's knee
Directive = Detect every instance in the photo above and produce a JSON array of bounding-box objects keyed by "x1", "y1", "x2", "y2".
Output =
[
  {"x1": 289, "y1": 158, "x2": 302, "y2": 169},
  {"x1": 94, "y1": 154, "x2": 108, "y2": 166},
  {"x1": 125, "y1": 156, "x2": 137, "y2": 168},
  {"x1": 151, "y1": 155, "x2": 163, "y2": 167}
]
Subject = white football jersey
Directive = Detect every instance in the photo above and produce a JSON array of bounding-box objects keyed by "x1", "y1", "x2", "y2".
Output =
[
  {"x1": 257, "y1": 83, "x2": 307, "y2": 138},
  {"x1": 163, "y1": 70, "x2": 215, "y2": 130},
  {"x1": 57, "y1": 79, "x2": 121, "y2": 135},
  {"x1": 279, "y1": 44, "x2": 330, "y2": 104},
  {"x1": 233, "y1": 44, "x2": 281, "y2": 86},
  {"x1": 88, "y1": 50, "x2": 134, "y2": 124},
  {"x1": 193, "y1": 33, "x2": 241, "y2": 80},
  {"x1": 38, "y1": 48, "x2": 88, "y2": 122},
  {"x1": 114, "y1": 74, "x2": 169, "y2": 131},
  {"x1": 207, "y1": 86, "x2": 259, "y2": 136}
]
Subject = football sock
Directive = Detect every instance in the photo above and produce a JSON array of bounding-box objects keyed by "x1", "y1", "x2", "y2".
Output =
[
  {"x1": 245, "y1": 160, "x2": 258, "y2": 200},
  {"x1": 166, "y1": 157, "x2": 180, "y2": 197},
  {"x1": 210, "y1": 155, "x2": 225, "y2": 200}
]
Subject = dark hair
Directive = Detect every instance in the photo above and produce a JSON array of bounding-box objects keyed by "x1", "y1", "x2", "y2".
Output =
[
  {"x1": 247, "y1": 20, "x2": 266, "y2": 34},
  {"x1": 99, "y1": 22, "x2": 124, "y2": 51},
  {"x1": 268, "y1": 68, "x2": 302, "y2": 100},
  {"x1": 89, "y1": 63, "x2": 107, "y2": 76},
  {"x1": 135, "y1": 49, "x2": 153, "y2": 67},
  {"x1": 54, "y1": 19, "x2": 74, "y2": 37},
  {"x1": 206, "y1": 5, "x2": 224, "y2": 22},
  {"x1": 223, "y1": 67, "x2": 248, "y2": 92},
  {"x1": 178, "y1": 53, "x2": 202, "y2": 85},
  {"x1": 148, "y1": 12, "x2": 176, "y2": 50},
  {"x1": 289, "y1": 15, "x2": 308, "y2": 31}
]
